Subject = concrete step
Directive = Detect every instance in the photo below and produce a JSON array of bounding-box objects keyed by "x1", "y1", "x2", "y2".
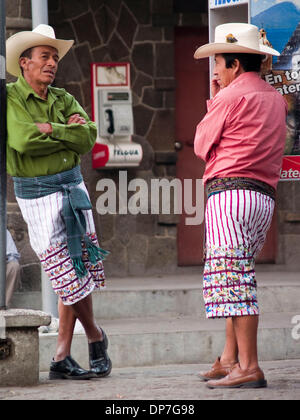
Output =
[
  {"x1": 13, "y1": 272, "x2": 300, "y2": 319},
  {"x1": 93, "y1": 272, "x2": 300, "y2": 319},
  {"x1": 39, "y1": 311, "x2": 300, "y2": 371}
]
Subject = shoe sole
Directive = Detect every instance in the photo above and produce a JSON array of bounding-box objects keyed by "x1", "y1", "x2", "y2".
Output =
[
  {"x1": 198, "y1": 374, "x2": 226, "y2": 382},
  {"x1": 49, "y1": 371, "x2": 96, "y2": 380},
  {"x1": 207, "y1": 379, "x2": 267, "y2": 389}
]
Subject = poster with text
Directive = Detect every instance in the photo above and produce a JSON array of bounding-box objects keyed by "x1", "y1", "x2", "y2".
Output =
[{"x1": 251, "y1": 0, "x2": 300, "y2": 180}]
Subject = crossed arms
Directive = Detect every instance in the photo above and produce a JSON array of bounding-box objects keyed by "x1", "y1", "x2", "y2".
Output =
[
  {"x1": 36, "y1": 113, "x2": 87, "y2": 135},
  {"x1": 7, "y1": 90, "x2": 97, "y2": 157}
]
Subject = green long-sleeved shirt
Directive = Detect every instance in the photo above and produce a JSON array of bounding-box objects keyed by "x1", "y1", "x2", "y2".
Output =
[{"x1": 6, "y1": 76, "x2": 97, "y2": 177}]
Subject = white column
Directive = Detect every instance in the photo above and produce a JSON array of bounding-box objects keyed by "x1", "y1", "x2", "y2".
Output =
[{"x1": 31, "y1": 0, "x2": 58, "y2": 318}]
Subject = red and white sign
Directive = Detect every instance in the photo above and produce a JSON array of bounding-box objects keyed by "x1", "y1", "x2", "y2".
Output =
[
  {"x1": 92, "y1": 143, "x2": 109, "y2": 169},
  {"x1": 280, "y1": 156, "x2": 300, "y2": 180}
]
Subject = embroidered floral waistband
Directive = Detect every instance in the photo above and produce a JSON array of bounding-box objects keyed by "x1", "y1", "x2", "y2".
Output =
[{"x1": 206, "y1": 177, "x2": 275, "y2": 200}]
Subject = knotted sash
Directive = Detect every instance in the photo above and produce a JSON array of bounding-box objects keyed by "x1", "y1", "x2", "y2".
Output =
[{"x1": 13, "y1": 166, "x2": 109, "y2": 278}]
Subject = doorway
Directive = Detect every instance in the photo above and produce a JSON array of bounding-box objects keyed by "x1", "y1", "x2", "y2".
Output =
[{"x1": 175, "y1": 27, "x2": 209, "y2": 265}]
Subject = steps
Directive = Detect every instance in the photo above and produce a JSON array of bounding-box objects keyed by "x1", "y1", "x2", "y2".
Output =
[{"x1": 38, "y1": 272, "x2": 300, "y2": 371}]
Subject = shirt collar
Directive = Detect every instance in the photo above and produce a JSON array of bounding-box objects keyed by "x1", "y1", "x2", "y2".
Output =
[
  {"x1": 229, "y1": 71, "x2": 260, "y2": 88},
  {"x1": 15, "y1": 75, "x2": 64, "y2": 102}
]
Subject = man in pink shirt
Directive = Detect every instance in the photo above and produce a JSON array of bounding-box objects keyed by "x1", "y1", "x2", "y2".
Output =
[{"x1": 193, "y1": 23, "x2": 287, "y2": 389}]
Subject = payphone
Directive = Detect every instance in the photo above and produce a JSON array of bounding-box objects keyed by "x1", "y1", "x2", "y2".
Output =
[
  {"x1": 98, "y1": 90, "x2": 133, "y2": 137},
  {"x1": 91, "y1": 62, "x2": 143, "y2": 168},
  {"x1": 208, "y1": 0, "x2": 300, "y2": 181}
]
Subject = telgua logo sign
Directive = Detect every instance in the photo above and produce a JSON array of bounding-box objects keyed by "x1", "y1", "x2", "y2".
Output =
[{"x1": 114, "y1": 149, "x2": 139, "y2": 156}]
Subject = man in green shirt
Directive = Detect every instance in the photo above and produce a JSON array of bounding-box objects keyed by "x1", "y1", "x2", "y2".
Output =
[
  {"x1": 6, "y1": 24, "x2": 111, "y2": 380},
  {"x1": 6, "y1": 74, "x2": 97, "y2": 177}
]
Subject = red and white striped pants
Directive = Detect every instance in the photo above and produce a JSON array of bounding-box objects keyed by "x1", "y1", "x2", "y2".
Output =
[{"x1": 203, "y1": 190, "x2": 274, "y2": 318}]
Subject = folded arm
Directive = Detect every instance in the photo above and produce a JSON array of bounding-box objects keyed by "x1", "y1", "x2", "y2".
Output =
[
  {"x1": 7, "y1": 91, "x2": 97, "y2": 157},
  {"x1": 49, "y1": 93, "x2": 97, "y2": 154},
  {"x1": 7, "y1": 99, "x2": 67, "y2": 157},
  {"x1": 36, "y1": 113, "x2": 88, "y2": 135}
]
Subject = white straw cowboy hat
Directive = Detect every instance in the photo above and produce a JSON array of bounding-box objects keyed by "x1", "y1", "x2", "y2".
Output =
[
  {"x1": 194, "y1": 23, "x2": 280, "y2": 59},
  {"x1": 6, "y1": 24, "x2": 74, "y2": 77}
]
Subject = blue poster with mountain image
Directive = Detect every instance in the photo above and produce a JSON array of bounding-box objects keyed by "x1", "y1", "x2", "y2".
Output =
[{"x1": 251, "y1": 1, "x2": 300, "y2": 69}]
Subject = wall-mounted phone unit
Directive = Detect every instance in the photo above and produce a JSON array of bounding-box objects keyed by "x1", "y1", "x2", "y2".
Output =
[
  {"x1": 98, "y1": 90, "x2": 134, "y2": 137},
  {"x1": 91, "y1": 62, "x2": 143, "y2": 168}
]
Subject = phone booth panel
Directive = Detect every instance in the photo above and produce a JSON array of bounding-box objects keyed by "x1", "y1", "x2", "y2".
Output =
[
  {"x1": 209, "y1": 1, "x2": 249, "y2": 42},
  {"x1": 91, "y1": 62, "x2": 143, "y2": 168}
]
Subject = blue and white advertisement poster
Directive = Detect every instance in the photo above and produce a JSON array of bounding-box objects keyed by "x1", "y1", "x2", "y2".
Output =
[
  {"x1": 251, "y1": 1, "x2": 300, "y2": 178},
  {"x1": 210, "y1": 0, "x2": 248, "y2": 7}
]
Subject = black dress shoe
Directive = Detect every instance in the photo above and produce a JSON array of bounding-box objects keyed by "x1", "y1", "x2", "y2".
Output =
[
  {"x1": 89, "y1": 329, "x2": 112, "y2": 377},
  {"x1": 49, "y1": 355, "x2": 96, "y2": 380}
]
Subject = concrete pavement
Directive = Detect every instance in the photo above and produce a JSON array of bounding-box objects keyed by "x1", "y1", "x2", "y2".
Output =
[
  {"x1": 0, "y1": 360, "x2": 300, "y2": 400},
  {"x1": 4, "y1": 270, "x2": 300, "y2": 400}
]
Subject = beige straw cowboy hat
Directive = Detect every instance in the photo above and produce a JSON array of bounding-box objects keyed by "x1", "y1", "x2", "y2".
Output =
[
  {"x1": 194, "y1": 23, "x2": 280, "y2": 59},
  {"x1": 6, "y1": 24, "x2": 74, "y2": 77}
]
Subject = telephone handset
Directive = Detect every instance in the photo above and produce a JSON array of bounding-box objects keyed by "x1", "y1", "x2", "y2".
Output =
[{"x1": 105, "y1": 109, "x2": 115, "y2": 135}]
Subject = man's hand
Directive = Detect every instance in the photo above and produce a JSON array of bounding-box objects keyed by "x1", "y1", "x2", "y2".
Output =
[
  {"x1": 211, "y1": 78, "x2": 221, "y2": 98},
  {"x1": 67, "y1": 114, "x2": 87, "y2": 125},
  {"x1": 36, "y1": 122, "x2": 53, "y2": 134}
]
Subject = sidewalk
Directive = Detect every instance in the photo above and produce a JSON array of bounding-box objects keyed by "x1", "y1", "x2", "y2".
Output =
[{"x1": 1, "y1": 360, "x2": 300, "y2": 400}]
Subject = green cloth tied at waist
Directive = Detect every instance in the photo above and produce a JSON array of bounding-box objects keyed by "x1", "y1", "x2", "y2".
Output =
[{"x1": 13, "y1": 166, "x2": 109, "y2": 279}]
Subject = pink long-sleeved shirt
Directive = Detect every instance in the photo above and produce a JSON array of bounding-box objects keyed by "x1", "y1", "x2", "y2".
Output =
[{"x1": 194, "y1": 72, "x2": 288, "y2": 189}]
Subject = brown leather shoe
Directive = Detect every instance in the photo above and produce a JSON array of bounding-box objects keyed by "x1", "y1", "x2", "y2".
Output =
[
  {"x1": 206, "y1": 363, "x2": 267, "y2": 389},
  {"x1": 198, "y1": 357, "x2": 237, "y2": 381}
]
